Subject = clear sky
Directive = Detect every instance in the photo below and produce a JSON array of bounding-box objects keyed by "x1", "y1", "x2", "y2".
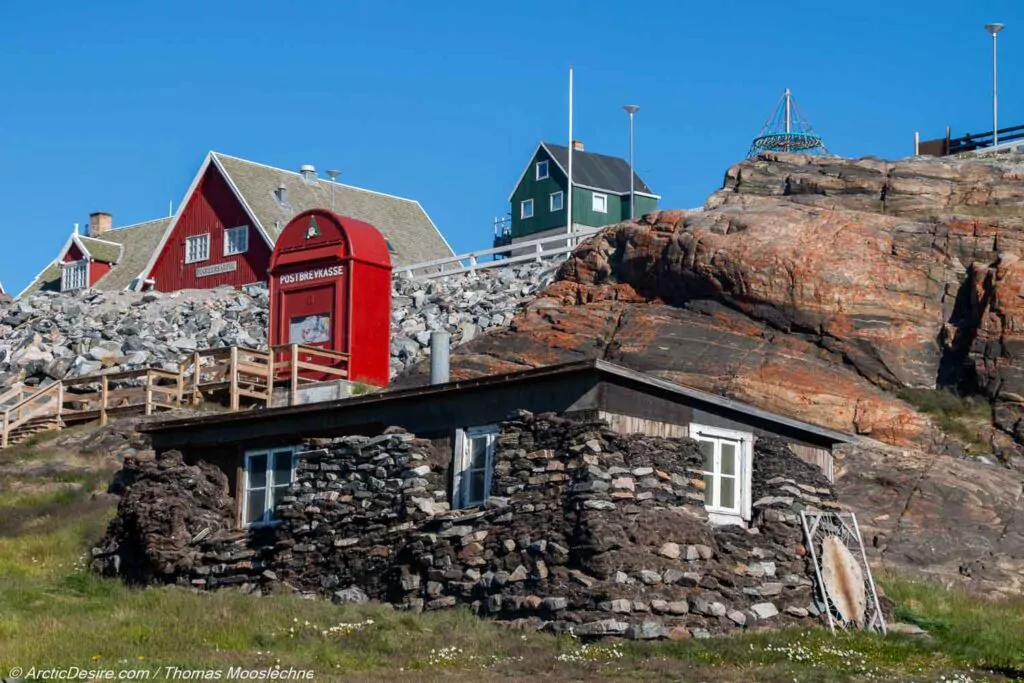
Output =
[{"x1": 0, "y1": 0, "x2": 1020, "y2": 294}]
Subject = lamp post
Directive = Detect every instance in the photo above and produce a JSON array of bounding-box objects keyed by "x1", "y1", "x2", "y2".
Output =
[
  {"x1": 326, "y1": 169, "x2": 341, "y2": 212},
  {"x1": 623, "y1": 105, "x2": 640, "y2": 220},
  {"x1": 984, "y1": 23, "x2": 1004, "y2": 148}
]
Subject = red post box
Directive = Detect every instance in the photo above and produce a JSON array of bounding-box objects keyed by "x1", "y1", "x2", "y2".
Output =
[{"x1": 268, "y1": 209, "x2": 392, "y2": 387}]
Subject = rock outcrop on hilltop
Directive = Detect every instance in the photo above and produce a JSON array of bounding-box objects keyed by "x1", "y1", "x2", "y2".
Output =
[{"x1": 396, "y1": 153, "x2": 1024, "y2": 461}]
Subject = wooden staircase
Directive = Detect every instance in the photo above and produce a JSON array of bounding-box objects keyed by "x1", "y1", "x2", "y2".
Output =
[{"x1": 0, "y1": 343, "x2": 350, "y2": 449}]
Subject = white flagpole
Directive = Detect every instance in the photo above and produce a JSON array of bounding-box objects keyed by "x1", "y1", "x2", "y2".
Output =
[{"x1": 567, "y1": 65, "x2": 574, "y2": 250}]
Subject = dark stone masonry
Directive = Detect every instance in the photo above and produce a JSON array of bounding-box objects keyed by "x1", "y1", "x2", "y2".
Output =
[{"x1": 93, "y1": 411, "x2": 839, "y2": 639}]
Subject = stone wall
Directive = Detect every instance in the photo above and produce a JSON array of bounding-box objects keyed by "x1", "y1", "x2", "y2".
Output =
[
  {"x1": 268, "y1": 412, "x2": 838, "y2": 638},
  {"x1": 92, "y1": 413, "x2": 838, "y2": 638}
]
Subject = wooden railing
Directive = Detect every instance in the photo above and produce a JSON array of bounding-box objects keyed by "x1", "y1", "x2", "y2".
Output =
[
  {"x1": 397, "y1": 227, "x2": 602, "y2": 281},
  {"x1": 0, "y1": 343, "x2": 351, "y2": 448}
]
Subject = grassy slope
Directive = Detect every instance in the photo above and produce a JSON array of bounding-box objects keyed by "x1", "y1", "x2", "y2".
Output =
[{"x1": 0, "y1": 438, "x2": 1022, "y2": 682}]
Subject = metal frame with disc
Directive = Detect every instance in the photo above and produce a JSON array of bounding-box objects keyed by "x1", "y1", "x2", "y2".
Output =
[
  {"x1": 800, "y1": 511, "x2": 886, "y2": 634},
  {"x1": 748, "y1": 88, "x2": 830, "y2": 157}
]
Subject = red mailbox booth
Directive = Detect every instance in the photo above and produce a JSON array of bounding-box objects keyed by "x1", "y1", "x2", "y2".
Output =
[{"x1": 268, "y1": 209, "x2": 392, "y2": 387}]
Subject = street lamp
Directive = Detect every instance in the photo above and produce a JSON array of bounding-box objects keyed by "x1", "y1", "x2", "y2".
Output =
[
  {"x1": 326, "y1": 169, "x2": 341, "y2": 212},
  {"x1": 623, "y1": 105, "x2": 640, "y2": 220},
  {"x1": 984, "y1": 23, "x2": 1004, "y2": 147}
]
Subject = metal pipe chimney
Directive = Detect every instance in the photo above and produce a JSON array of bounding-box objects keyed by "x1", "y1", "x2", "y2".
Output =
[{"x1": 430, "y1": 331, "x2": 451, "y2": 385}]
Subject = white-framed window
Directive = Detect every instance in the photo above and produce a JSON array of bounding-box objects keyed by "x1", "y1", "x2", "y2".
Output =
[
  {"x1": 185, "y1": 234, "x2": 210, "y2": 264},
  {"x1": 691, "y1": 424, "x2": 753, "y2": 526},
  {"x1": 223, "y1": 225, "x2": 249, "y2": 256},
  {"x1": 453, "y1": 426, "x2": 498, "y2": 509},
  {"x1": 521, "y1": 199, "x2": 534, "y2": 219},
  {"x1": 592, "y1": 192, "x2": 608, "y2": 214},
  {"x1": 536, "y1": 160, "x2": 549, "y2": 180},
  {"x1": 549, "y1": 191, "x2": 564, "y2": 212},
  {"x1": 61, "y1": 260, "x2": 89, "y2": 292},
  {"x1": 242, "y1": 447, "x2": 297, "y2": 527}
]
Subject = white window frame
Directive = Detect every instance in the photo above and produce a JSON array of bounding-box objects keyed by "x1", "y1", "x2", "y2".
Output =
[
  {"x1": 223, "y1": 225, "x2": 249, "y2": 256},
  {"x1": 690, "y1": 424, "x2": 753, "y2": 526},
  {"x1": 452, "y1": 426, "x2": 498, "y2": 509},
  {"x1": 520, "y1": 199, "x2": 534, "y2": 219},
  {"x1": 185, "y1": 234, "x2": 210, "y2": 264},
  {"x1": 549, "y1": 191, "x2": 564, "y2": 212},
  {"x1": 592, "y1": 192, "x2": 608, "y2": 214},
  {"x1": 61, "y1": 260, "x2": 89, "y2": 292},
  {"x1": 241, "y1": 447, "x2": 298, "y2": 528},
  {"x1": 536, "y1": 160, "x2": 549, "y2": 180}
]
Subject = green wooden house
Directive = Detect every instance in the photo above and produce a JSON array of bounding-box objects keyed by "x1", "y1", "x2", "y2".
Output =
[{"x1": 498, "y1": 141, "x2": 659, "y2": 247}]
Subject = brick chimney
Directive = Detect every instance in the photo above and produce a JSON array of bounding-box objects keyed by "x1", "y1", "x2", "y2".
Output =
[
  {"x1": 89, "y1": 212, "x2": 112, "y2": 237},
  {"x1": 572, "y1": 140, "x2": 585, "y2": 151}
]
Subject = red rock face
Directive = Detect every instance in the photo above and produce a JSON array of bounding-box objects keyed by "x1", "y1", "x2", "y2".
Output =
[{"x1": 404, "y1": 153, "x2": 1024, "y2": 452}]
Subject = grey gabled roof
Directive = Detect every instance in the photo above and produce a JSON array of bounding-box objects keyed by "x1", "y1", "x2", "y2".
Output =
[
  {"x1": 78, "y1": 236, "x2": 124, "y2": 264},
  {"x1": 543, "y1": 142, "x2": 656, "y2": 196},
  {"x1": 19, "y1": 218, "x2": 170, "y2": 297},
  {"x1": 91, "y1": 218, "x2": 170, "y2": 291},
  {"x1": 212, "y1": 153, "x2": 455, "y2": 267}
]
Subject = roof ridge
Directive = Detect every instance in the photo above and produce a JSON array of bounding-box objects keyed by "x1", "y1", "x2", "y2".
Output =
[
  {"x1": 211, "y1": 151, "x2": 422, "y2": 206},
  {"x1": 108, "y1": 216, "x2": 170, "y2": 232},
  {"x1": 78, "y1": 235, "x2": 126, "y2": 247}
]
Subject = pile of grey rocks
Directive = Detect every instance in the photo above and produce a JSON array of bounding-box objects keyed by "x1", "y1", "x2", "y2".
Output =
[{"x1": 0, "y1": 261, "x2": 560, "y2": 390}]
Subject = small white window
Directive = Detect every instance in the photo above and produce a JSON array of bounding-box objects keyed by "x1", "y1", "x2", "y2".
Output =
[
  {"x1": 223, "y1": 226, "x2": 249, "y2": 256},
  {"x1": 692, "y1": 424, "x2": 753, "y2": 525},
  {"x1": 453, "y1": 427, "x2": 497, "y2": 509},
  {"x1": 536, "y1": 160, "x2": 549, "y2": 180},
  {"x1": 61, "y1": 260, "x2": 88, "y2": 292},
  {"x1": 185, "y1": 234, "x2": 210, "y2": 264},
  {"x1": 592, "y1": 193, "x2": 608, "y2": 213},
  {"x1": 549, "y1": 191, "x2": 564, "y2": 212},
  {"x1": 521, "y1": 199, "x2": 534, "y2": 219},
  {"x1": 242, "y1": 448, "x2": 297, "y2": 527}
]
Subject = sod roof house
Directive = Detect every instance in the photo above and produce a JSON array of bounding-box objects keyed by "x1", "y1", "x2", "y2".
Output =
[{"x1": 20, "y1": 152, "x2": 454, "y2": 296}]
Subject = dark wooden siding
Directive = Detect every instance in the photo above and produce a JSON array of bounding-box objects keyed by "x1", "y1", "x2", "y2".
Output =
[
  {"x1": 510, "y1": 148, "x2": 570, "y2": 239},
  {"x1": 149, "y1": 165, "x2": 272, "y2": 291}
]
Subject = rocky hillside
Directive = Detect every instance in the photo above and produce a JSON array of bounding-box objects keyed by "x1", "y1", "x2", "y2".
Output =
[
  {"x1": 397, "y1": 152, "x2": 1024, "y2": 464},
  {"x1": 0, "y1": 261, "x2": 559, "y2": 390}
]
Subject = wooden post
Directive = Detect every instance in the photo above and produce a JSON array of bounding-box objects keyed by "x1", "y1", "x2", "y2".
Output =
[
  {"x1": 289, "y1": 343, "x2": 299, "y2": 407},
  {"x1": 176, "y1": 365, "x2": 185, "y2": 406},
  {"x1": 265, "y1": 348, "x2": 275, "y2": 408},
  {"x1": 56, "y1": 382, "x2": 64, "y2": 431},
  {"x1": 191, "y1": 351, "x2": 201, "y2": 405},
  {"x1": 145, "y1": 370, "x2": 154, "y2": 416},
  {"x1": 100, "y1": 375, "x2": 109, "y2": 427},
  {"x1": 229, "y1": 346, "x2": 240, "y2": 411},
  {"x1": 1, "y1": 409, "x2": 8, "y2": 449}
]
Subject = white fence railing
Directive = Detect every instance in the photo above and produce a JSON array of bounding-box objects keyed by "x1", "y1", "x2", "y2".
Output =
[{"x1": 397, "y1": 227, "x2": 602, "y2": 281}]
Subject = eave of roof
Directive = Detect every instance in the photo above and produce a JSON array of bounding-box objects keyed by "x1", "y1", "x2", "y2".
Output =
[{"x1": 141, "y1": 359, "x2": 854, "y2": 444}]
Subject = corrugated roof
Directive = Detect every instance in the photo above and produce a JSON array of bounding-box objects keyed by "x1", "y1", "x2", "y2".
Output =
[
  {"x1": 543, "y1": 142, "x2": 655, "y2": 196},
  {"x1": 212, "y1": 153, "x2": 454, "y2": 266}
]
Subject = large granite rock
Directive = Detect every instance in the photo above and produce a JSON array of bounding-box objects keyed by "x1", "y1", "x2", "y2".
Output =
[{"x1": 396, "y1": 153, "x2": 1024, "y2": 456}]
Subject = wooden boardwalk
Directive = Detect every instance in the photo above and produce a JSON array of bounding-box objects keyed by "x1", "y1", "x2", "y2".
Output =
[{"x1": 0, "y1": 343, "x2": 349, "y2": 448}]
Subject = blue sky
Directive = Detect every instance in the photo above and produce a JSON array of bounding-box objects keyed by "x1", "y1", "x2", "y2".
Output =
[{"x1": 0, "y1": 0, "x2": 1020, "y2": 293}]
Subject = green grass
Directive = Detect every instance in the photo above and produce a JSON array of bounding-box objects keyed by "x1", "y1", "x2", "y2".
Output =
[
  {"x1": 0, "y1": 436, "x2": 1022, "y2": 681},
  {"x1": 0, "y1": 495, "x2": 1021, "y2": 682},
  {"x1": 897, "y1": 387, "x2": 993, "y2": 453}
]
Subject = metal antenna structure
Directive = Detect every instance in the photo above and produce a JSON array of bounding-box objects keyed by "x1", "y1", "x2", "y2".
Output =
[{"x1": 747, "y1": 88, "x2": 829, "y2": 157}]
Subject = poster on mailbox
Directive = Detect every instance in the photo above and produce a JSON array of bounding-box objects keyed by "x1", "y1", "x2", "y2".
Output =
[{"x1": 289, "y1": 314, "x2": 331, "y2": 345}]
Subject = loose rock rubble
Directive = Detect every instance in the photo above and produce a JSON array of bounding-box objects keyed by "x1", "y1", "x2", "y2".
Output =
[
  {"x1": 95, "y1": 412, "x2": 841, "y2": 638},
  {"x1": 0, "y1": 261, "x2": 559, "y2": 391}
]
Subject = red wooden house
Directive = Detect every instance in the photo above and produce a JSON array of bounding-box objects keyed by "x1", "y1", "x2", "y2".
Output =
[{"x1": 20, "y1": 152, "x2": 454, "y2": 296}]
